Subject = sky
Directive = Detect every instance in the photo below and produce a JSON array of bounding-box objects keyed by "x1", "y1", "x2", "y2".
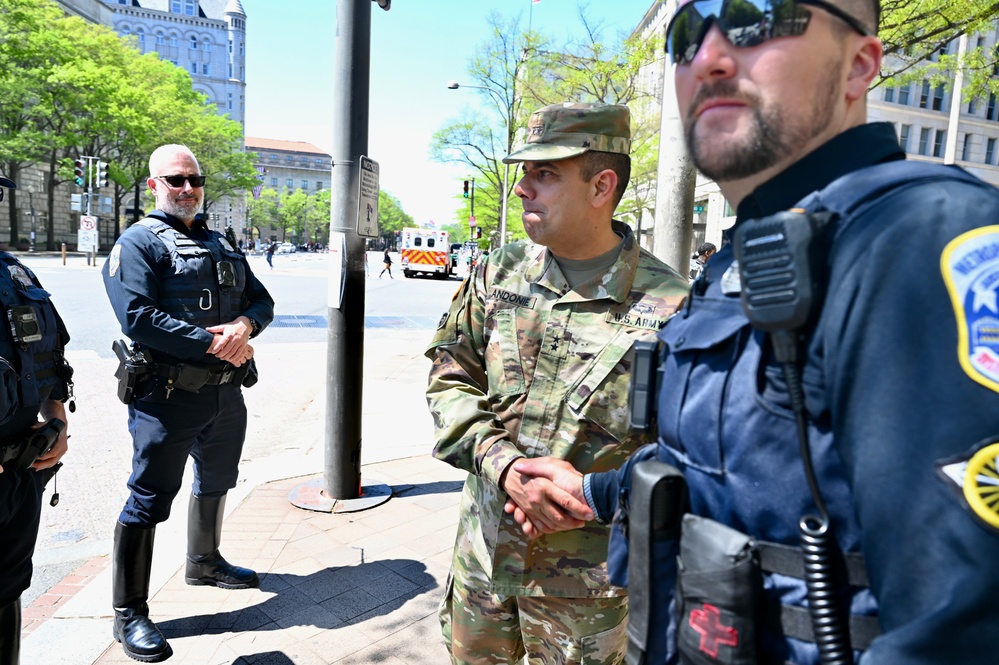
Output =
[{"x1": 240, "y1": 0, "x2": 660, "y2": 228}]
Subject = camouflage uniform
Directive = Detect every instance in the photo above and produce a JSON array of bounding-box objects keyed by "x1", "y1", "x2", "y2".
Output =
[{"x1": 427, "y1": 222, "x2": 689, "y2": 663}]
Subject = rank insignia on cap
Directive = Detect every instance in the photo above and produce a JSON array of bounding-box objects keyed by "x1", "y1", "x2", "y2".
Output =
[
  {"x1": 7, "y1": 264, "x2": 32, "y2": 287},
  {"x1": 936, "y1": 437, "x2": 999, "y2": 532},
  {"x1": 108, "y1": 244, "x2": 122, "y2": 277},
  {"x1": 941, "y1": 226, "x2": 999, "y2": 394}
]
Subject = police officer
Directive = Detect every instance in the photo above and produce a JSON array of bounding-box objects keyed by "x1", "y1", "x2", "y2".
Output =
[
  {"x1": 511, "y1": 0, "x2": 999, "y2": 663},
  {"x1": 426, "y1": 103, "x2": 689, "y2": 664},
  {"x1": 103, "y1": 144, "x2": 273, "y2": 662},
  {"x1": 0, "y1": 176, "x2": 73, "y2": 665}
]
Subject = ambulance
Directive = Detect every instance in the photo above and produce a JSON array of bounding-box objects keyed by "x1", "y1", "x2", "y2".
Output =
[{"x1": 400, "y1": 227, "x2": 452, "y2": 279}]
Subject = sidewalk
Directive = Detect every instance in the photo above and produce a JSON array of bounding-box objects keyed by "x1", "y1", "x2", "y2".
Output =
[{"x1": 21, "y1": 329, "x2": 467, "y2": 664}]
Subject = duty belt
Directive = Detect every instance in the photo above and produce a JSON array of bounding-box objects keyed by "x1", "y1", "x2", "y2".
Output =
[{"x1": 152, "y1": 361, "x2": 249, "y2": 395}]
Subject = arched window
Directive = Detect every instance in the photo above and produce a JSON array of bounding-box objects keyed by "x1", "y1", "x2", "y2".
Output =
[
  {"x1": 155, "y1": 31, "x2": 165, "y2": 45},
  {"x1": 202, "y1": 39, "x2": 212, "y2": 53},
  {"x1": 190, "y1": 36, "x2": 198, "y2": 49},
  {"x1": 170, "y1": 34, "x2": 178, "y2": 47},
  {"x1": 135, "y1": 28, "x2": 145, "y2": 44}
]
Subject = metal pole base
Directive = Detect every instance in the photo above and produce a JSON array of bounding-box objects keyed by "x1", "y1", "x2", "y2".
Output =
[{"x1": 288, "y1": 475, "x2": 391, "y2": 514}]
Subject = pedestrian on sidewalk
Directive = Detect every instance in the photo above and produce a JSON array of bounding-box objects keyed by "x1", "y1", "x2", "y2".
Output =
[
  {"x1": 0, "y1": 175, "x2": 74, "y2": 665},
  {"x1": 265, "y1": 241, "x2": 276, "y2": 269},
  {"x1": 425, "y1": 103, "x2": 689, "y2": 663},
  {"x1": 102, "y1": 144, "x2": 274, "y2": 663},
  {"x1": 379, "y1": 247, "x2": 393, "y2": 279}
]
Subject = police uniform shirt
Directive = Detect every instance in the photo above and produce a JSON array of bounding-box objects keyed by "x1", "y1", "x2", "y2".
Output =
[{"x1": 426, "y1": 222, "x2": 690, "y2": 598}]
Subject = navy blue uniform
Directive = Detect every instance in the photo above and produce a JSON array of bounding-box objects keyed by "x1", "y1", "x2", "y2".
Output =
[
  {"x1": 102, "y1": 211, "x2": 273, "y2": 526},
  {"x1": 0, "y1": 254, "x2": 71, "y2": 604},
  {"x1": 588, "y1": 123, "x2": 999, "y2": 663}
]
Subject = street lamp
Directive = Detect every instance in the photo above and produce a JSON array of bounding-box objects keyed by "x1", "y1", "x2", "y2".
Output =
[
  {"x1": 25, "y1": 184, "x2": 36, "y2": 252},
  {"x1": 447, "y1": 81, "x2": 512, "y2": 248}
]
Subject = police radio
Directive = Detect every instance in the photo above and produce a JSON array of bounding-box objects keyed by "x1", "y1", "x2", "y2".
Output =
[
  {"x1": 629, "y1": 339, "x2": 663, "y2": 433},
  {"x1": 733, "y1": 209, "x2": 853, "y2": 665}
]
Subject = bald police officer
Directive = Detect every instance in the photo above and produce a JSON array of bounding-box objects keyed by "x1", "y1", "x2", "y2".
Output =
[
  {"x1": 103, "y1": 144, "x2": 273, "y2": 662},
  {"x1": 426, "y1": 103, "x2": 689, "y2": 664},
  {"x1": 0, "y1": 175, "x2": 73, "y2": 665}
]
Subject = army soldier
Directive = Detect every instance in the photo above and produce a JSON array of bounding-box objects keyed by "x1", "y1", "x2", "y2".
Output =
[
  {"x1": 103, "y1": 144, "x2": 273, "y2": 662},
  {"x1": 0, "y1": 176, "x2": 73, "y2": 665},
  {"x1": 425, "y1": 103, "x2": 690, "y2": 663}
]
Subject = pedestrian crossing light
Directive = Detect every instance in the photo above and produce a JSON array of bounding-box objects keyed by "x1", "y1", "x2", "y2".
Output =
[
  {"x1": 73, "y1": 159, "x2": 85, "y2": 187},
  {"x1": 463, "y1": 180, "x2": 469, "y2": 198},
  {"x1": 475, "y1": 227, "x2": 482, "y2": 239},
  {"x1": 97, "y1": 161, "x2": 109, "y2": 188}
]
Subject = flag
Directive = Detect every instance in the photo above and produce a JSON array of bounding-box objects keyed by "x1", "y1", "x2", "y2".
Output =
[{"x1": 532, "y1": 0, "x2": 541, "y2": 4}]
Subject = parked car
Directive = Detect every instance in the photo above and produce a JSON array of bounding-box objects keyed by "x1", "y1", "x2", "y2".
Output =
[{"x1": 276, "y1": 242, "x2": 296, "y2": 254}]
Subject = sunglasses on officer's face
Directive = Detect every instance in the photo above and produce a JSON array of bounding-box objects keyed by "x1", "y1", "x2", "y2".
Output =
[
  {"x1": 154, "y1": 174, "x2": 207, "y2": 188},
  {"x1": 666, "y1": 0, "x2": 873, "y2": 66}
]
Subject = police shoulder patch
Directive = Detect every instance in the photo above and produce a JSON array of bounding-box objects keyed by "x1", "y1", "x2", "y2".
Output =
[
  {"x1": 7, "y1": 264, "x2": 33, "y2": 287},
  {"x1": 937, "y1": 437, "x2": 999, "y2": 532},
  {"x1": 941, "y1": 226, "x2": 999, "y2": 393},
  {"x1": 109, "y1": 244, "x2": 122, "y2": 277}
]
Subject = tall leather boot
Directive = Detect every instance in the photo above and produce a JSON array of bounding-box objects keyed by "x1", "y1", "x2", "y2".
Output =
[
  {"x1": 112, "y1": 522, "x2": 171, "y2": 662},
  {"x1": 185, "y1": 493, "x2": 259, "y2": 589},
  {"x1": 0, "y1": 597, "x2": 21, "y2": 665}
]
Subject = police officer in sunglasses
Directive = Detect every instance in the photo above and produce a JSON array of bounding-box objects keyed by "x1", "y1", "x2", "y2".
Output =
[
  {"x1": 102, "y1": 144, "x2": 274, "y2": 662},
  {"x1": 508, "y1": 1, "x2": 999, "y2": 663}
]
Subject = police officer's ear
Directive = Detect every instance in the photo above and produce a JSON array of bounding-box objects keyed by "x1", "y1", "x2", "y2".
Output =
[
  {"x1": 590, "y1": 169, "x2": 619, "y2": 210},
  {"x1": 845, "y1": 35, "x2": 882, "y2": 103}
]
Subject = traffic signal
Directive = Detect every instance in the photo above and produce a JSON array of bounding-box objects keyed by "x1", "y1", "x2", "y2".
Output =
[
  {"x1": 463, "y1": 180, "x2": 469, "y2": 198},
  {"x1": 96, "y1": 161, "x2": 109, "y2": 188},
  {"x1": 73, "y1": 159, "x2": 85, "y2": 187},
  {"x1": 475, "y1": 227, "x2": 482, "y2": 239}
]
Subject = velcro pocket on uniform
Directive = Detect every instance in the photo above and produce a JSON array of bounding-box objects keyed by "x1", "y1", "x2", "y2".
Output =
[{"x1": 564, "y1": 329, "x2": 635, "y2": 441}]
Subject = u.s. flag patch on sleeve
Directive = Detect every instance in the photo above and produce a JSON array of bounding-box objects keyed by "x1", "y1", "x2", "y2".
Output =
[{"x1": 942, "y1": 226, "x2": 999, "y2": 394}]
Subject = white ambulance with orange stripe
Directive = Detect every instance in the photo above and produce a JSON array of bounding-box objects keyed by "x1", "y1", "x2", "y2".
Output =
[{"x1": 400, "y1": 227, "x2": 452, "y2": 279}]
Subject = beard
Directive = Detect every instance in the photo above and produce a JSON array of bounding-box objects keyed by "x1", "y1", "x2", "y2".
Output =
[
  {"x1": 685, "y1": 74, "x2": 839, "y2": 182},
  {"x1": 160, "y1": 196, "x2": 202, "y2": 222}
]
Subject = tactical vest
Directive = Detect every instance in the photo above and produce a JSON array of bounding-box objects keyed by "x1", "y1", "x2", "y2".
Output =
[
  {"x1": 0, "y1": 254, "x2": 69, "y2": 428},
  {"x1": 136, "y1": 219, "x2": 247, "y2": 335}
]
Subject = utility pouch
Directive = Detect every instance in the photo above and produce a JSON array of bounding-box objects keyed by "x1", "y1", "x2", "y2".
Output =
[
  {"x1": 112, "y1": 339, "x2": 150, "y2": 404},
  {"x1": 241, "y1": 358, "x2": 258, "y2": 388},
  {"x1": 676, "y1": 515, "x2": 760, "y2": 665},
  {"x1": 168, "y1": 364, "x2": 211, "y2": 393}
]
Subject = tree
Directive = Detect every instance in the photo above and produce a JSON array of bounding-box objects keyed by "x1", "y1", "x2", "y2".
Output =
[
  {"x1": 278, "y1": 189, "x2": 308, "y2": 242},
  {"x1": 376, "y1": 190, "x2": 415, "y2": 248},
  {"x1": 305, "y1": 187, "x2": 331, "y2": 245},
  {"x1": 247, "y1": 187, "x2": 279, "y2": 240}
]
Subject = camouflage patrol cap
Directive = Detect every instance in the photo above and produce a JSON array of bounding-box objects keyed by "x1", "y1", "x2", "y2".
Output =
[{"x1": 502, "y1": 102, "x2": 631, "y2": 164}]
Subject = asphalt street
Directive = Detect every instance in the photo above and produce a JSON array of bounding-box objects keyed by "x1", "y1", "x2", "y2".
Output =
[{"x1": 17, "y1": 249, "x2": 464, "y2": 610}]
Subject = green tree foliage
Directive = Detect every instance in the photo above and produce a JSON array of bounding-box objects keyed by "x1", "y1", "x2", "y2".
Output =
[
  {"x1": 278, "y1": 189, "x2": 309, "y2": 242},
  {"x1": 878, "y1": 0, "x2": 999, "y2": 100},
  {"x1": 377, "y1": 189, "x2": 416, "y2": 248},
  {"x1": 247, "y1": 187, "x2": 279, "y2": 239}
]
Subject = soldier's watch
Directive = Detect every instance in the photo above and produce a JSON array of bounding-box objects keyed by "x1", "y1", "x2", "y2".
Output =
[{"x1": 247, "y1": 317, "x2": 261, "y2": 336}]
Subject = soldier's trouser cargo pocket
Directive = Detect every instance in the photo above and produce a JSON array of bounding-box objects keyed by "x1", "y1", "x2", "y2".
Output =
[{"x1": 676, "y1": 514, "x2": 759, "y2": 665}]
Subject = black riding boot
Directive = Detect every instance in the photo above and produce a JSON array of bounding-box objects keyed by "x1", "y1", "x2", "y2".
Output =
[
  {"x1": 0, "y1": 597, "x2": 21, "y2": 665},
  {"x1": 185, "y1": 493, "x2": 259, "y2": 589},
  {"x1": 112, "y1": 522, "x2": 172, "y2": 662}
]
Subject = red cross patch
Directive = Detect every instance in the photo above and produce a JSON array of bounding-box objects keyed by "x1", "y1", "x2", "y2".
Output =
[{"x1": 689, "y1": 603, "x2": 739, "y2": 658}]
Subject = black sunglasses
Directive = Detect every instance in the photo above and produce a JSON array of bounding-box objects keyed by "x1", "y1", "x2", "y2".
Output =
[
  {"x1": 154, "y1": 174, "x2": 207, "y2": 188},
  {"x1": 666, "y1": 0, "x2": 873, "y2": 66}
]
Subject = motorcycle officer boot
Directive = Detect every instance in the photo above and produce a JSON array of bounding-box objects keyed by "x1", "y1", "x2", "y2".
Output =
[
  {"x1": 112, "y1": 522, "x2": 172, "y2": 662},
  {"x1": 0, "y1": 597, "x2": 21, "y2": 665},
  {"x1": 185, "y1": 493, "x2": 259, "y2": 589}
]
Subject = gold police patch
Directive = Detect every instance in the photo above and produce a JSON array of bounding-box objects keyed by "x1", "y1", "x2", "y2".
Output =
[{"x1": 936, "y1": 437, "x2": 999, "y2": 531}]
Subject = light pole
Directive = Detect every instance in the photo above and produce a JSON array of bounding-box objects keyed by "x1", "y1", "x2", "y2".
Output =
[
  {"x1": 447, "y1": 81, "x2": 511, "y2": 248},
  {"x1": 26, "y1": 184, "x2": 36, "y2": 252}
]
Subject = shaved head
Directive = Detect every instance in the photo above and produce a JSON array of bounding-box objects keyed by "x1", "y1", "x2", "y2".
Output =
[{"x1": 148, "y1": 144, "x2": 199, "y2": 177}]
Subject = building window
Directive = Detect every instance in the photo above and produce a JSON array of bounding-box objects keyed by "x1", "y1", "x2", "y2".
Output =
[
  {"x1": 898, "y1": 85, "x2": 910, "y2": 105},
  {"x1": 962, "y1": 134, "x2": 973, "y2": 161},
  {"x1": 202, "y1": 63, "x2": 210, "y2": 75},
  {"x1": 185, "y1": 0, "x2": 196, "y2": 16},
  {"x1": 155, "y1": 31, "x2": 165, "y2": 45},
  {"x1": 884, "y1": 87, "x2": 895, "y2": 103},
  {"x1": 190, "y1": 36, "x2": 198, "y2": 49},
  {"x1": 228, "y1": 64, "x2": 233, "y2": 78},
  {"x1": 301, "y1": 180, "x2": 308, "y2": 190},
  {"x1": 987, "y1": 138, "x2": 996, "y2": 165},
  {"x1": 203, "y1": 40, "x2": 211, "y2": 53},
  {"x1": 171, "y1": 0, "x2": 181, "y2": 12},
  {"x1": 989, "y1": 94, "x2": 998, "y2": 121},
  {"x1": 316, "y1": 181, "x2": 323, "y2": 190},
  {"x1": 285, "y1": 155, "x2": 293, "y2": 161},
  {"x1": 919, "y1": 81, "x2": 931, "y2": 109},
  {"x1": 918, "y1": 127, "x2": 931, "y2": 155},
  {"x1": 270, "y1": 177, "x2": 277, "y2": 187},
  {"x1": 932, "y1": 85, "x2": 946, "y2": 111},
  {"x1": 933, "y1": 129, "x2": 946, "y2": 158},
  {"x1": 899, "y1": 124, "x2": 911, "y2": 151},
  {"x1": 228, "y1": 39, "x2": 233, "y2": 53},
  {"x1": 189, "y1": 62, "x2": 197, "y2": 75},
  {"x1": 169, "y1": 59, "x2": 178, "y2": 66},
  {"x1": 286, "y1": 179, "x2": 293, "y2": 188},
  {"x1": 169, "y1": 35, "x2": 178, "y2": 47},
  {"x1": 969, "y1": 99, "x2": 978, "y2": 115}
]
